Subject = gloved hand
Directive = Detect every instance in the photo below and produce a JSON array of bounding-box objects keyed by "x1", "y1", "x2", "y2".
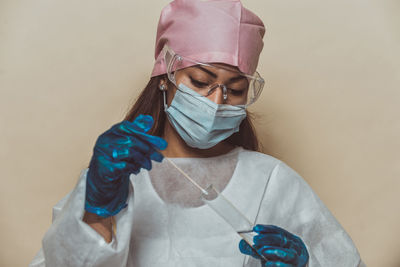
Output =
[
  {"x1": 85, "y1": 114, "x2": 167, "y2": 218},
  {"x1": 239, "y1": 224, "x2": 309, "y2": 267}
]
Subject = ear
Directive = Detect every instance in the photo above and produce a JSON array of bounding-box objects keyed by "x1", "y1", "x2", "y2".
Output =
[{"x1": 158, "y1": 79, "x2": 168, "y2": 91}]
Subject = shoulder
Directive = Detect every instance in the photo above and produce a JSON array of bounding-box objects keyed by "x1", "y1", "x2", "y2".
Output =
[
  {"x1": 237, "y1": 147, "x2": 281, "y2": 167},
  {"x1": 237, "y1": 147, "x2": 307, "y2": 185},
  {"x1": 235, "y1": 147, "x2": 283, "y2": 185}
]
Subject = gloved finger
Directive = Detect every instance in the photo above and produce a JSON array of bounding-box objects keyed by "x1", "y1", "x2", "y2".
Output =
[
  {"x1": 263, "y1": 261, "x2": 294, "y2": 267},
  {"x1": 254, "y1": 224, "x2": 297, "y2": 250},
  {"x1": 109, "y1": 142, "x2": 152, "y2": 161},
  {"x1": 131, "y1": 114, "x2": 154, "y2": 133},
  {"x1": 136, "y1": 153, "x2": 152, "y2": 171},
  {"x1": 95, "y1": 156, "x2": 137, "y2": 178},
  {"x1": 110, "y1": 140, "x2": 163, "y2": 168},
  {"x1": 103, "y1": 116, "x2": 152, "y2": 135},
  {"x1": 257, "y1": 246, "x2": 298, "y2": 263},
  {"x1": 119, "y1": 116, "x2": 154, "y2": 134},
  {"x1": 253, "y1": 225, "x2": 292, "y2": 236},
  {"x1": 117, "y1": 117, "x2": 167, "y2": 148},
  {"x1": 99, "y1": 134, "x2": 147, "y2": 152},
  {"x1": 133, "y1": 130, "x2": 168, "y2": 151},
  {"x1": 110, "y1": 147, "x2": 131, "y2": 160},
  {"x1": 96, "y1": 155, "x2": 127, "y2": 176},
  {"x1": 272, "y1": 235, "x2": 305, "y2": 256},
  {"x1": 254, "y1": 233, "x2": 289, "y2": 248},
  {"x1": 285, "y1": 237, "x2": 309, "y2": 267},
  {"x1": 94, "y1": 139, "x2": 141, "y2": 161},
  {"x1": 125, "y1": 161, "x2": 143, "y2": 175},
  {"x1": 114, "y1": 127, "x2": 167, "y2": 151},
  {"x1": 239, "y1": 239, "x2": 261, "y2": 259},
  {"x1": 131, "y1": 137, "x2": 168, "y2": 161},
  {"x1": 113, "y1": 161, "x2": 138, "y2": 178},
  {"x1": 109, "y1": 135, "x2": 167, "y2": 159},
  {"x1": 94, "y1": 127, "x2": 132, "y2": 155},
  {"x1": 123, "y1": 149, "x2": 152, "y2": 171},
  {"x1": 148, "y1": 147, "x2": 164, "y2": 162},
  {"x1": 108, "y1": 121, "x2": 168, "y2": 151},
  {"x1": 113, "y1": 135, "x2": 137, "y2": 146},
  {"x1": 119, "y1": 135, "x2": 153, "y2": 155}
]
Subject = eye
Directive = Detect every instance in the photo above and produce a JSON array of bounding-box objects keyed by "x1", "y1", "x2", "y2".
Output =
[
  {"x1": 189, "y1": 77, "x2": 209, "y2": 88},
  {"x1": 227, "y1": 88, "x2": 245, "y2": 96}
]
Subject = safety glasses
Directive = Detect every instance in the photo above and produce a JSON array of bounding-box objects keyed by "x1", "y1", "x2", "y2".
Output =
[{"x1": 162, "y1": 44, "x2": 265, "y2": 106}]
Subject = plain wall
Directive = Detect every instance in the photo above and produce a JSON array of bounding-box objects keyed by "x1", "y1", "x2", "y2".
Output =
[{"x1": 1, "y1": 0, "x2": 399, "y2": 266}]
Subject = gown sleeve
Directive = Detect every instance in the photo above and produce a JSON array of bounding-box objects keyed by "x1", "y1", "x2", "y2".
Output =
[
  {"x1": 250, "y1": 160, "x2": 366, "y2": 267},
  {"x1": 28, "y1": 168, "x2": 135, "y2": 267}
]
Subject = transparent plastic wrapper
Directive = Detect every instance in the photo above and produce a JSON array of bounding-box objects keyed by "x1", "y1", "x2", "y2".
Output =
[{"x1": 201, "y1": 184, "x2": 269, "y2": 266}]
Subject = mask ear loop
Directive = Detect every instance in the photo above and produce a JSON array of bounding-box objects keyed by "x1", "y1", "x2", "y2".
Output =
[{"x1": 159, "y1": 84, "x2": 168, "y2": 111}]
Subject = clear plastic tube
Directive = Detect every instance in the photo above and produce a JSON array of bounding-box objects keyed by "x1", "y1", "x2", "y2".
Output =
[
  {"x1": 162, "y1": 154, "x2": 268, "y2": 264},
  {"x1": 200, "y1": 184, "x2": 268, "y2": 263}
]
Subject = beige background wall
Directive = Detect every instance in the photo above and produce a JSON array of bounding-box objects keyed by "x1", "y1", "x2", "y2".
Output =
[{"x1": 1, "y1": 0, "x2": 399, "y2": 266}]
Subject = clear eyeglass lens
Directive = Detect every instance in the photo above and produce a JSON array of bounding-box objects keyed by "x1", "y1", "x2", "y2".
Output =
[
  {"x1": 175, "y1": 72, "x2": 250, "y2": 105},
  {"x1": 165, "y1": 48, "x2": 264, "y2": 106}
]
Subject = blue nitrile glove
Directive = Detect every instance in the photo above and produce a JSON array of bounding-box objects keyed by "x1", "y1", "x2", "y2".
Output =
[
  {"x1": 239, "y1": 224, "x2": 309, "y2": 267},
  {"x1": 85, "y1": 114, "x2": 167, "y2": 218}
]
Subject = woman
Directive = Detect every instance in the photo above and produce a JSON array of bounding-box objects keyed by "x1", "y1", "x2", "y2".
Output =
[{"x1": 30, "y1": 0, "x2": 364, "y2": 266}]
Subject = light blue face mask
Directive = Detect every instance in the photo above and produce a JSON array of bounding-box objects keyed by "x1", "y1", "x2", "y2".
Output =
[{"x1": 163, "y1": 83, "x2": 247, "y2": 149}]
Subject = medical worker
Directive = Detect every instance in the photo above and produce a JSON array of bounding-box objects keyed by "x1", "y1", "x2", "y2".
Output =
[{"x1": 29, "y1": 0, "x2": 365, "y2": 266}]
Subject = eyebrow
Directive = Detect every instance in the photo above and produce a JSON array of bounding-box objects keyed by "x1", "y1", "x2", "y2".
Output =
[{"x1": 195, "y1": 65, "x2": 246, "y2": 83}]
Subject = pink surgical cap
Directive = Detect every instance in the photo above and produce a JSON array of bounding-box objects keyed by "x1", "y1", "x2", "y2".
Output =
[{"x1": 150, "y1": 0, "x2": 266, "y2": 77}]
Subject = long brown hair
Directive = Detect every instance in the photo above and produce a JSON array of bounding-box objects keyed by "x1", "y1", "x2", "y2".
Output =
[{"x1": 124, "y1": 74, "x2": 260, "y2": 151}]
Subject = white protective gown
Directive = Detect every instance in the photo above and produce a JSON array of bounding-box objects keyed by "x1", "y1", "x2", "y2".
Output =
[{"x1": 29, "y1": 146, "x2": 365, "y2": 267}]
